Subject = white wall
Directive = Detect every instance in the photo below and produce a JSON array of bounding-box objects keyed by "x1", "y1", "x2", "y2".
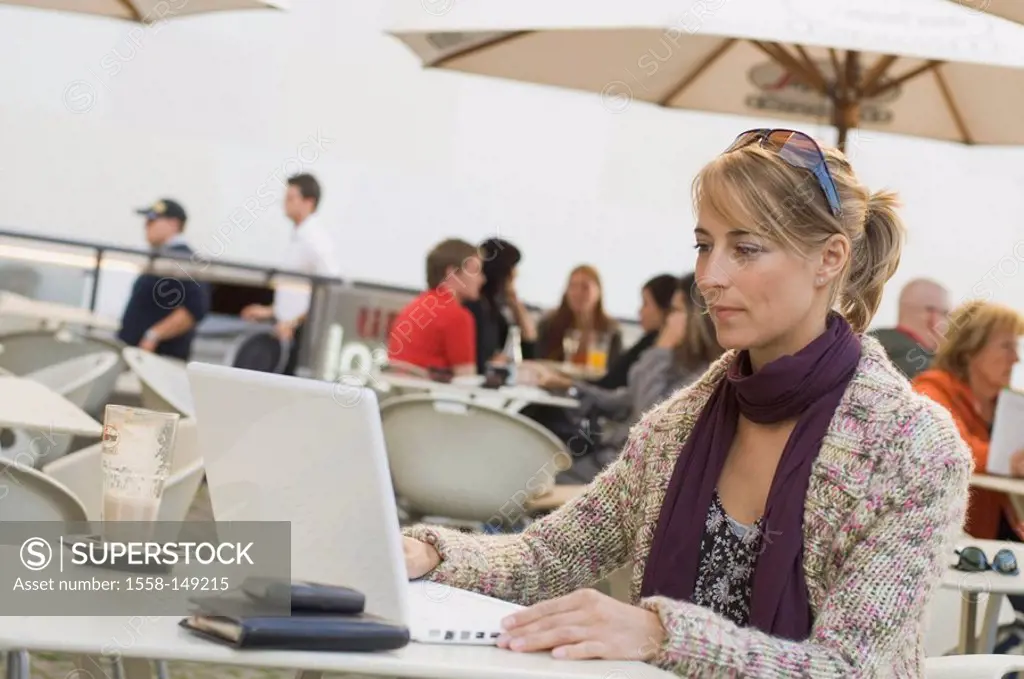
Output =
[{"x1": 0, "y1": 0, "x2": 1023, "y2": 330}]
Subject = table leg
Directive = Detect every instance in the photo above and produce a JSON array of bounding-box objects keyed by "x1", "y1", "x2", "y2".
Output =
[
  {"x1": 5, "y1": 650, "x2": 28, "y2": 679},
  {"x1": 959, "y1": 592, "x2": 980, "y2": 654},
  {"x1": 978, "y1": 593, "x2": 1006, "y2": 654},
  {"x1": 74, "y1": 654, "x2": 116, "y2": 679}
]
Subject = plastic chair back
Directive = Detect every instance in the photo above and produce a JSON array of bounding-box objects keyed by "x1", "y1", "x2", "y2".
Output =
[
  {"x1": 24, "y1": 351, "x2": 120, "y2": 411},
  {"x1": 225, "y1": 330, "x2": 289, "y2": 373},
  {"x1": 0, "y1": 457, "x2": 87, "y2": 522},
  {"x1": 379, "y1": 393, "x2": 569, "y2": 524},
  {"x1": 122, "y1": 347, "x2": 195, "y2": 417}
]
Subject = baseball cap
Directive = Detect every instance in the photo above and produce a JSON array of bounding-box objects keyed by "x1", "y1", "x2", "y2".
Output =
[{"x1": 136, "y1": 198, "x2": 187, "y2": 223}]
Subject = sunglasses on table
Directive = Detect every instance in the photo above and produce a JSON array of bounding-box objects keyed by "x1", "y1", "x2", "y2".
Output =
[
  {"x1": 953, "y1": 546, "x2": 1020, "y2": 575},
  {"x1": 723, "y1": 128, "x2": 843, "y2": 219}
]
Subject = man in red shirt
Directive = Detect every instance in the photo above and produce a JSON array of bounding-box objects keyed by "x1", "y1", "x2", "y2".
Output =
[{"x1": 388, "y1": 239, "x2": 485, "y2": 375}]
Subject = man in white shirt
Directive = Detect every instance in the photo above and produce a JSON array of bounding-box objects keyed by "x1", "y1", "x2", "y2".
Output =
[{"x1": 241, "y1": 173, "x2": 340, "y2": 372}]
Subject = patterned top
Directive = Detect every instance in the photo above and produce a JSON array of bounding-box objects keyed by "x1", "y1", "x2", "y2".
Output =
[
  {"x1": 692, "y1": 491, "x2": 763, "y2": 628},
  {"x1": 405, "y1": 336, "x2": 973, "y2": 678}
]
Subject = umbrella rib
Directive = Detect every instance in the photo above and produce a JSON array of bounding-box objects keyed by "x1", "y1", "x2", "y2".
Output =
[
  {"x1": 829, "y1": 48, "x2": 845, "y2": 99},
  {"x1": 793, "y1": 45, "x2": 828, "y2": 91},
  {"x1": 859, "y1": 54, "x2": 899, "y2": 96},
  {"x1": 428, "y1": 31, "x2": 533, "y2": 69},
  {"x1": 932, "y1": 66, "x2": 973, "y2": 144},
  {"x1": 119, "y1": 0, "x2": 145, "y2": 22},
  {"x1": 656, "y1": 38, "x2": 736, "y2": 106},
  {"x1": 862, "y1": 60, "x2": 942, "y2": 98},
  {"x1": 751, "y1": 41, "x2": 828, "y2": 94}
]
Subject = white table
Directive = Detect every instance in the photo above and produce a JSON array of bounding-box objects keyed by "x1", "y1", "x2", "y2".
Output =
[
  {"x1": 940, "y1": 537, "x2": 1024, "y2": 654},
  {"x1": 971, "y1": 474, "x2": 1024, "y2": 496},
  {"x1": 0, "y1": 376, "x2": 102, "y2": 437},
  {"x1": 0, "y1": 615, "x2": 672, "y2": 679},
  {"x1": 122, "y1": 348, "x2": 196, "y2": 417},
  {"x1": 375, "y1": 374, "x2": 579, "y2": 413},
  {"x1": 0, "y1": 291, "x2": 118, "y2": 331}
]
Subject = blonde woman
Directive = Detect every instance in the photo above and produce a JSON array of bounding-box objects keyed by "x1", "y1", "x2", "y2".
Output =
[{"x1": 404, "y1": 130, "x2": 971, "y2": 677}]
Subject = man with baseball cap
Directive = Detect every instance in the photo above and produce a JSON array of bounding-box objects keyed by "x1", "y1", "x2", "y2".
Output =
[{"x1": 116, "y1": 198, "x2": 210, "y2": 360}]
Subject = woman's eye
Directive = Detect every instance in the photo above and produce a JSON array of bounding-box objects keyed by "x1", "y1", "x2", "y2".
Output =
[
  {"x1": 693, "y1": 243, "x2": 711, "y2": 254},
  {"x1": 735, "y1": 244, "x2": 762, "y2": 257}
]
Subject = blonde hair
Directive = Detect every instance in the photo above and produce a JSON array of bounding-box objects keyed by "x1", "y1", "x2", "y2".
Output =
[
  {"x1": 932, "y1": 300, "x2": 1024, "y2": 382},
  {"x1": 693, "y1": 138, "x2": 905, "y2": 333}
]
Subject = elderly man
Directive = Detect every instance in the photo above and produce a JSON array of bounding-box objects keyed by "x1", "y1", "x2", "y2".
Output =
[{"x1": 870, "y1": 278, "x2": 951, "y2": 379}]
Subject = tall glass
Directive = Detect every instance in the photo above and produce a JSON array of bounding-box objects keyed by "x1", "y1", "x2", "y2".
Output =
[
  {"x1": 562, "y1": 329, "x2": 583, "y2": 367},
  {"x1": 586, "y1": 332, "x2": 611, "y2": 373},
  {"x1": 100, "y1": 405, "x2": 180, "y2": 541}
]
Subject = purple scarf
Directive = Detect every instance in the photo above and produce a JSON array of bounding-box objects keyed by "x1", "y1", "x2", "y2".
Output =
[{"x1": 640, "y1": 313, "x2": 861, "y2": 641}]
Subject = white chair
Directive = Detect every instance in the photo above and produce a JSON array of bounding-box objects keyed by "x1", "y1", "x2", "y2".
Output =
[
  {"x1": 0, "y1": 330, "x2": 125, "y2": 415},
  {"x1": 41, "y1": 419, "x2": 201, "y2": 523},
  {"x1": 1, "y1": 353, "x2": 118, "y2": 468},
  {"x1": 925, "y1": 654, "x2": 1024, "y2": 678},
  {"x1": 24, "y1": 351, "x2": 120, "y2": 411},
  {"x1": 379, "y1": 393, "x2": 570, "y2": 526},
  {"x1": 0, "y1": 458, "x2": 87, "y2": 679},
  {"x1": 121, "y1": 347, "x2": 195, "y2": 417}
]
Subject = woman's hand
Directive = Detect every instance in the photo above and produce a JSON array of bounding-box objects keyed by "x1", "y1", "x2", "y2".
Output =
[
  {"x1": 655, "y1": 310, "x2": 687, "y2": 349},
  {"x1": 1010, "y1": 448, "x2": 1024, "y2": 478},
  {"x1": 524, "y1": 362, "x2": 572, "y2": 390},
  {"x1": 404, "y1": 537, "x2": 441, "y2": 579},
  {"x1": 497, "y1": 589, "x2": 666, "y2": 660}
]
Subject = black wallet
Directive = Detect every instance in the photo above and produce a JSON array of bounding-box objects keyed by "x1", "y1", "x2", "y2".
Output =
[
  {"x1": 240, "y1": 578, "x2": 366, "y2": 614},
  {"x1": 178, "y1": 615, "x2": 410, "y2": 652}
]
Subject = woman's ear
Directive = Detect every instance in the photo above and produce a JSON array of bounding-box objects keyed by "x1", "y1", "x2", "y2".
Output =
[{"x1": 816, "y1": 234, "x2": 850, "y2": 287}]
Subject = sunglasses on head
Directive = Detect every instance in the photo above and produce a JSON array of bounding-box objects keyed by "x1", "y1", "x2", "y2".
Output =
[
  {"x1": 954, "y1": 546, "x2": 1019, "y2": 575},
  {"x1": 723, "y1": 128, "x2": 843, "y2": 220}
]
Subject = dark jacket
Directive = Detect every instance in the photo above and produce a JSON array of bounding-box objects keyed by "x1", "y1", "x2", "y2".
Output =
[
  {"x1": 117, "y1": 241, "x2": 210, "y2": 360},
  {"x1": 465, "y1": 298, "x2": 536, "y2": 373},
  {"x1": 589, "y1": 331, "x2": 657, "y2": 390},
  {"x1": 869, "y1": 327, "x2": 932, "y2": 380}
]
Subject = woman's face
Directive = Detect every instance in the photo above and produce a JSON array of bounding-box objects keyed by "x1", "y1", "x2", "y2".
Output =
[
  {"x1": 968, "y1": 328, "x2": 1021, "y2": 390},
  {"x1": 566, "y1": 271, "x2": 601, "y2": 316},
  {"x1": 694, "y1": 200, "x2": 833, "y2": 362},
  {"x1": 639, "y1": 288, "x2": 668, "y2": 332}
]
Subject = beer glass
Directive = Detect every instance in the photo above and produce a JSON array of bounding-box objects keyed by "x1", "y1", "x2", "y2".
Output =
[{"x1": 100, "y1": 405, "x2": 180, "y2": 541}]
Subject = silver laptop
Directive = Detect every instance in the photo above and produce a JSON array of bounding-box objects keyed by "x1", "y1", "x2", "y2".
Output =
[{"x1": 185, "y1": 362, "x2": 522, "y2": 645}]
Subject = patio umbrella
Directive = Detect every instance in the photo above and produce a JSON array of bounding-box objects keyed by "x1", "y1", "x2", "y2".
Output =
[
  {"x1": 0, "y1": 0, "x2": 286, "y2": 23},
  {"x1": 389, "y1": 0, "x2": 1024, "y2": 151},
  {"x1": 953, "y1": 0, "x2": 1024, "y2": 25}
]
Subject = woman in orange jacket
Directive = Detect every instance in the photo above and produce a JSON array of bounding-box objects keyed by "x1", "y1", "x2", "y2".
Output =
[{"x1": 913, "y1": 300, "x2": 1024, "y2": 541}]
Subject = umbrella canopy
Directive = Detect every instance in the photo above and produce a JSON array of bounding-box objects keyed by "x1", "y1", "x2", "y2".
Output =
[
  {"x1": 0, "y1": 0, "x2": 286, "y2": 23},
  {"x1": 956, "y1": 0, "x2": 1024, "y2": 25},
  {"x1": 390, "y1": 2, "x2": 1024, "y2": 151}
]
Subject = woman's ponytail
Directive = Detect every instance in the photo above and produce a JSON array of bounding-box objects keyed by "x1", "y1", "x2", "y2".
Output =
[{"x1": 839, "y1": 189, "x2": 906, "y2": 333}]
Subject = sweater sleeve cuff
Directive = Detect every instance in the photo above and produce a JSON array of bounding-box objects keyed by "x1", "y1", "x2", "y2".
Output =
[
  {"x1": 638, "y1": 596, "x2": 719, "y2": 669},
  {"x1": 402, "y1": 524, "x2": 492, "y2": 584}
]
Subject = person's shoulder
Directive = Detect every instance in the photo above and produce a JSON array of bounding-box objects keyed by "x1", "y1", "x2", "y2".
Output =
[{"x1": 626, "y1": 351, "x2": 730, "y2": 450}]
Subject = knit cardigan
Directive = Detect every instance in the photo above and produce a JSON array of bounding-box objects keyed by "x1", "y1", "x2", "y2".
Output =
[{"x1": 404, "y1": 336, "x2": 973, "y2": 677}]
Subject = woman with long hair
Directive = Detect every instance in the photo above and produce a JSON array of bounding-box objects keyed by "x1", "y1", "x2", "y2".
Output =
[
  {"x1": 538, "y1": 272, "x2": 724, "y2": 484},
  {"x1": 465, "y1": 237, "x2": 538, "y2": 373},
  {"x1": 590, "y1": 273, "x2": 680, "y2": 390},
  {"x1": 537, "y1": 265, "x2": 623, "y2": 367},
  {"x1": 403, "y1": 129, "x2": 971, "y2": 676}
]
